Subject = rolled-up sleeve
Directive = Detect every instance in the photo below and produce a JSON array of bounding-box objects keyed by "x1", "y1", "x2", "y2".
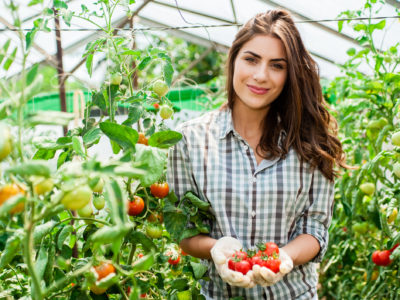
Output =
[{"x1": 292, "y1": 168, "x2": 335, "y2": 263}]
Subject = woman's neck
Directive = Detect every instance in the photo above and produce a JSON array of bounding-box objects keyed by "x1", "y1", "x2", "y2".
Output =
[{"x1": 231, "y1": 102, "x2": 269, "y2": 141}]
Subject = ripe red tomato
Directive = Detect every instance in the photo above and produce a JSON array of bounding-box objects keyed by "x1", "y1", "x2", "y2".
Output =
[
  {"x1": 147, "y1": 212, "x2": 164, "y2": 223},
  {"x1": 94, "y1": 262, "x2": 115, "y2": 280},
  {"x1": 259, "y1": 242, "x2": 279, "y2": 257},
  {"x1": 153, "y1": 103, "x2": 160, "y2": 109},
  {"x1": 372, "y1": 250, "x2": 392, "y2": 266},
  {"x1": 150, "y1": 182, "x2": 169, "y2": 198},
  {"x1": 228, "y1": 251, "x2": 251, "y2": 275},
  {"x1": 166, "y1": 251, "x2": 181, "y2": 265},
  {"x1": 265, "y1": 259, "x2": 281, "y2": 273},
  {"x1": 127, "y1": 196, "x2": 145, "y2": 216}
]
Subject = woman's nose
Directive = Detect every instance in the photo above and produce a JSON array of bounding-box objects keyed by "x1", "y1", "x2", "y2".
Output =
[{"x1": 253, "y1": 65, "x2": 268, "y2": 82}]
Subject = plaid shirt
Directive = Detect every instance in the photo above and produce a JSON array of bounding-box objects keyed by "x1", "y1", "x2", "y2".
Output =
[{"x1": 167, "y1": 108, "x2": 334, "y2": 300}]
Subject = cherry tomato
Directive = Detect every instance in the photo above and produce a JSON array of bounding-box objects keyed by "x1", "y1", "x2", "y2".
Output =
[
  {"x1": 153, "y1": 103, "x2": 160, "y2": 109},
  {"x1": 228, "y1": 251, "x2": 251, "y2": 275},
  {"x1": 0, "y1": 184, "x2": 25, "y2": 214},
  {"x1": 94, "y1": 262, "x2": 115, "y2": 280},
  {"x1": 127, "y1": 196, "x2": 145, "y2": 216},
  {"x1": 159, "y1": 105, "x2": 173, "y2": 120},
  {"x1": 153, "y1": 80, "x2": 168, "y2": 97},
  {"x1": 150, "y1": 182, "x2": 169, "y2": 198},
  {"x1": 166, "y1": 251, "x2": 181, "y2": 265},
  {"x1": 77, "y1": 203, "x2": 93, "y2": 218},
  {"x1": 265, "y1": 258, "x2": 281, "y2": 273},
  {"x1": 93, "y1": 195, "x2": 105, "y2": 210},
  {"x1": 235, "y1": 260, "x2": 252, "y2": 275},
  {"x1": 61, "y1": 185, "x2": 92, "y2": 210},
  {"x1": 147, "y1": 212, "x2": 164, "y2": 223},
  {"x1": 110, "y1": 73, "x2": 122, "y2": 85},
  {"x1": 34, "y1": 178, "x2": 54, "y2": 195},
  {"x1": 91, "y1": 178, "x2": 104, "y2": 194},
  {"x1": 138, "y1": 132, "x2": 148, "y2": 145},
  {"x1": 372, "y1": 250, "x2": 392, "y2": 266},
  {"x1": 145, "y1": 222, "x2": 163, "y2": 238},
  {"x1": 258, "y1": 242, "x2": 279, "y2": 257}
]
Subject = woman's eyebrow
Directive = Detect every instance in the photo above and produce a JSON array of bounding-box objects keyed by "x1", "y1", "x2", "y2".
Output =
[{"x1": 243, "y1": 51, "x2": 287, "y2": 63}]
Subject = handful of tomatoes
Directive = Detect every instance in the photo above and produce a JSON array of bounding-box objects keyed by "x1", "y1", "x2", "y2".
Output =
[{"x1": 228, "y1": 242, "x2": 281, "y2": 275}]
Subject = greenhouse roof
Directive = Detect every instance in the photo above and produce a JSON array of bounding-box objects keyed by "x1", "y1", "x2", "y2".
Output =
[{"x1": 1, "y1": 0, "x2": 399, "y2": 86}]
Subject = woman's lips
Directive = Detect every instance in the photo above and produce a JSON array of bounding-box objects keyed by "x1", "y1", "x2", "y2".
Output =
[{"x1": 247, "y1": 84, "x2": 269, "y2": 95}]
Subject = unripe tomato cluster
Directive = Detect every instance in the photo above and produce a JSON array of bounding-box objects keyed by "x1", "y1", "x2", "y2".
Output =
[{"x1": 228, "y1": 242, "x2": 281, "y2": 275}]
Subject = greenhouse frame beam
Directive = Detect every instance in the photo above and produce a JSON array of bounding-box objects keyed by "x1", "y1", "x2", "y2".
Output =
[
  {"x1": 259, "y1": 0, "x2": 361, "y2": 48},
  {"x1": 387, "y1": 0, "x2": 400, "y2": 9},
  {"x1": 0, "y1": 16, "x2": 58, "y2": 68},
  {"x1": 151, "y1": 1, "x2": 236, "y2": 25}
]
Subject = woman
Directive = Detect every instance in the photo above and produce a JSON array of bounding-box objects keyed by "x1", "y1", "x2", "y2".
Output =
[{"x1": 167, "y1": 9, "x2": 346, "y2": 300}]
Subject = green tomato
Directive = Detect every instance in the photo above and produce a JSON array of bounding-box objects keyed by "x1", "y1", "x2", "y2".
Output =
[
  {"x1": 93, "y1": 195, "x2": 105, "y2": 210},
  {"x1": 352, "y1": 222, "x2": 369, "y2": 234},
  {"x1": 145, "y1": 222, "x2": 163, "y2": 239},
  {"x1": 0, "y1": 125, "x2": 12, "y2": 161},
  {"x1": 91, "y1": 178, "x2": 104, "y2": 194},
  {"x1": 159, "y1": 105, "x2": 174, "y2": 120},
  {"x1": 61, "y1": 185, "x2": 92, "y2": 210},
  {"x1": 110, "y1": 73, "x2": 122, "y2": 85},
  {"x1": 153, "y1": 80, "x2": 169, "y2": 97},
  {"x1": 176, "y1": 290, "x2": 192, "y2": 300},
  {"x1": 359, "y1": 182, "x2": 375, "y2": 195},
  {"x1": 393, "y1": 163, "x2": 400, "y2": 178},
  {"x1": 34, "y1": 178, "x2": 54, "y2": 195},
  {"x1": 77, "y1": 202, "x2": 93, "y2": 218},
  {"x1": 378, "y1": 118, "x2": 388, "y2": 128},
  {"x1": 367, "y1": 120, "x2": 382, "y2": 130},
  {"x1": 392, "y1": 131, "x2": 400, "y2": 146}
]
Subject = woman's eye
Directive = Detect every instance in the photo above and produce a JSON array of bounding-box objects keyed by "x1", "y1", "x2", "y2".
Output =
[
  {"x1": 272, "y1": 63, "x2": 284, "y2": 69},
  {"x1": 244, "y1": 57, "x2": 256, "y2": 63}
]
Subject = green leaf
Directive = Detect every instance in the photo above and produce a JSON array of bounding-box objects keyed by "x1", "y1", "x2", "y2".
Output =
[
  {"x1": 0, "y1": 234, "x2": 21, "y2": 270},
  {"x1": 3, "y1": 47, "x2": 17, "y2": 71},
  {"x1": 346, "y1": 48, "x2": 356, "y2": 56},
  {"x1": 83, "y1": 127, "x2": 102, "y2": 146},
  {"x1": 27, "y1": 110, "x2": 74, "y2": 126},
  {"x1": 138, "y1": 56, "x2": 151, "y2": 70},
  {"x1": 26, "y1": 63, "x2": 39, "y2": 86},
  {"x1": 99, "y1": 122, "x2": 138, "y2": 150},
  {"x1": 374, "y1": 56, "x2": 383, "y2": 73},
  {"x1": 163, "y1": 211, "x2": 187, "y2": 241},
  {"x1": 122, "y1": 103, "x2": 143, "y2": 126},
  {"x1": 133, "y1": 144, "x2": 167, "y2": 186},
  {"x1": 353, "y1": 23, "x2": 367, "y2": 32},
  {"x1": 53, "y1": 0, "x2": 68, "y2": 9},
  {"x1": 36, "y1": 244, "x2": 49, "y2": 280},
  {"x1": 127, "y1": 231, "x2": 156, "y2": 252},
  {"x1": 338, "y1": 20, "x2": 344, "y2": 33},
  {"x1": 57, "y1": 225, "x2": 73, "y2": 250},
  {"x1": 163, "y1": 62, "x2": 174, "y2": 86},
  {"x1": 374, "y1": 20, "x2": 386, "y2": 30},
  {"x1": 190, "y1": 261, "x2": 208, "y2": 279},
  {"x1": 72, "y1": 136, "x2": 86, "y2": 158},
  {"x1": 6, "y1": 160, "x2": 51, "y2": 178},
  {"x1": 34, "y1": 221, "x2": 57, "y2": 245},
  {"x1": 132, "y1": 253, "x2": 154, "y2": 272},
  {"x1": 57, "y1": 150, "x2": 69, "y2": 168},
  {"x1": 90, "y1": 225, "x2": 131, "y2": 245},
  {"x1": 148, "y1": 130, "x2": 182, "y2": 149},
  {"x1": 86, "y1": 53, "x2": 93, "y2": 77},
  {"x1": 184, "y1": 192, "x2": 210, "y2": 211},
  {"x1": 170, "y1": 278, "x2": 188, "y2": 291},
  {"x1": 180, "y1": 228, "x2": 200, "y2": 242}
]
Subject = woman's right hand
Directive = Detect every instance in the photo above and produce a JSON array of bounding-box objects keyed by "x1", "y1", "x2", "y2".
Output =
[{"x1": 210, "y1": 236, "x2": 256, "y2": 288}]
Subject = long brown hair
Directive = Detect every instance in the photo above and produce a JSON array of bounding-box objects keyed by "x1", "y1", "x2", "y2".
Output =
[{"x1": 225, "y1": 9, "x2": 346, "y2": 181}]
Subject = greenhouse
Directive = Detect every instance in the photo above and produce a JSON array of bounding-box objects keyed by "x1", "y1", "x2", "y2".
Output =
[{"x1": 0, "y1": 0, "x2": 400, "y2": 299}]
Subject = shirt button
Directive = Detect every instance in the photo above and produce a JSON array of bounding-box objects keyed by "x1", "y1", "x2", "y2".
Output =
[
  {"x1": 251, "y1": 210, "x2": 256, "y2": 218},
  {"x1": 243, "y1": 145, "x2": 249, "y2": 151},
  {"x1": 252, "y1": 176, "x2": 257, "y2": 183}
]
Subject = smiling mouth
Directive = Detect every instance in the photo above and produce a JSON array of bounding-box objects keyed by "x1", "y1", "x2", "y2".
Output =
[{"x1": 247, "y1": 85, "x2": 269, "y2": 95}]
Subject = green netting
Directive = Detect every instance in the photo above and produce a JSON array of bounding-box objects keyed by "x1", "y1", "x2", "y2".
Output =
[{"x1": 24, "y1": 85, "x2": 217, "y2": 113}]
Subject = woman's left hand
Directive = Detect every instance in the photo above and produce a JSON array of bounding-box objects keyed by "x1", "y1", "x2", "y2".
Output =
[{"x1": 252, "y1": 248, "x2": 293, "y2": 286}]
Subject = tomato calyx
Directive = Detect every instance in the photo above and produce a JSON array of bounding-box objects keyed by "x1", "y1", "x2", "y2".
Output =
[{"x1": 257, "y1": 242, "x2": 280, "y2": 257}]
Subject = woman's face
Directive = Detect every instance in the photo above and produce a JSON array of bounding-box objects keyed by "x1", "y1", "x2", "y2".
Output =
[{"x1": 232, "y1": 34, "x2": 288, "y2": 113}]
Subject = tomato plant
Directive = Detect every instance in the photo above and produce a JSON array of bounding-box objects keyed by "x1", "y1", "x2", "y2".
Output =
[{"x1": 319, "y1": 1, "x2": 400, "y2": 298}]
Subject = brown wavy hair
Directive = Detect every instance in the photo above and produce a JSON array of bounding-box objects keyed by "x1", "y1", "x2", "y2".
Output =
[{"x1": 224, "y1": 9, "x2": 347, "y2": 181}]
